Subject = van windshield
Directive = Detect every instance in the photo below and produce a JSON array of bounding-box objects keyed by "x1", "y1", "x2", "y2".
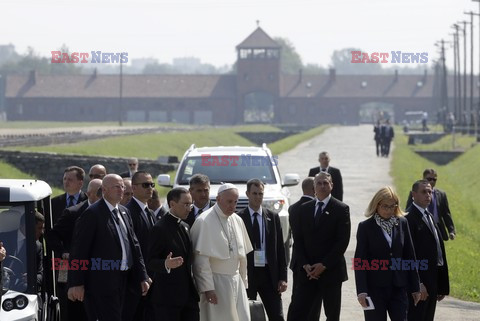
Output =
[
  {"x1": 177, "y1": 155, "x2": 277, "y2": 185},
  {"x1": 0, "y1": 205, "x2": 28, "y2": 294}
]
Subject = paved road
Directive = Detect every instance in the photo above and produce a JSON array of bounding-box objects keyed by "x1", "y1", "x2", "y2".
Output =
[{"x1": 276, "y1": 125, "x2": 480, "y2": 320}]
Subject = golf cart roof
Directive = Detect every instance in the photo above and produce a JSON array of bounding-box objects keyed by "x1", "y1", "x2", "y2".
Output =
[{"x1": 0, "y1": 179, "x2": 52, "y2": 202}]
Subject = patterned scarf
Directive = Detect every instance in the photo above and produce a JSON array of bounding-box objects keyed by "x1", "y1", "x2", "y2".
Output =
[{"x1": 374, "y1": 213, "x2": 398, "y2": 236}]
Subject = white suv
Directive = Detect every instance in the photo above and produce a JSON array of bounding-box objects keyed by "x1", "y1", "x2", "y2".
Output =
[{"x1": 157, "y1": 143, "x2": 300, "y2": 261}]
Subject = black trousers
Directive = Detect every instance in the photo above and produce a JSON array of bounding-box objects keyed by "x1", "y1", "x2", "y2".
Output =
[
  {"x1": 122, "y1": 271, "x2": 146, "y2": 321},
  {"x1": 364, "y1": 286, "x2": 408, "y2": 321},
  {"x1": 287, "y1": 277, "x2": 342, "y2": 321},
  {"x1": 247, "y1": 266, "x2": 284, "y2": 321},
  {"x1": 407, "y1": 289, "x2": 438, "y2": 321},
  {"x1": 84, "y1": 272, "x2": 128, "y2": 321}
]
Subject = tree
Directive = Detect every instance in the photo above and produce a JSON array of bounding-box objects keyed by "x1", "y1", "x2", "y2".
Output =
[
  {"x1": 330, "y1": 47, "x2": 383, "y2": 75},
  {"x1": 273, "y1": 37, "x2": 303, "y2": 74}
]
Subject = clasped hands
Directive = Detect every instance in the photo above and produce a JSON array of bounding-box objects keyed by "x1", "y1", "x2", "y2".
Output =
[{"x1": 303, "y1": 263, "x2": 326, "y2": 280}]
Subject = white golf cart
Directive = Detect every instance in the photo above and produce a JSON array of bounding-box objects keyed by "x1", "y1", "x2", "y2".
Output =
[{"x1": 0, "y1": 179, "x2": 60, "y2": 321}]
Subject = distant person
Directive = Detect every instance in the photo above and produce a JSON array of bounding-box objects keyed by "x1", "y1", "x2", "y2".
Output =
[
  {"x1": 380, "y1": 120, "x2": 394, "y2": 157},
  {"x1": 184, "y1": 174, "x2": 215, "y2": 227},
  {"x1": 120, "y1": 157, "x2": 139, "y2": 178},
  {"x1": 354, "y1": 186, "x2": 420, "y2": 321},
  {"x1": 238, "y1": 179, "x2": 287, "y2": 321},
  {"x1": 308, "y1": 151, "x2": 343, "y2": 201},
  {"x1": 406, "y1": 169, "x2": 456, "y2": 241},
  {"x1": 148, "y1": 189, "x2": 168, "y2": 219},
  {"x1": 147, "y1": 187, "x2": 200, "y2": 321},
  {"x1": 373, "y1": 120, "x2": 382, "y2": 157},
  {"x1": 88, "y1": 164, "x2": 107, "y2": 180},
  {"x1": 34, "y1": 211, "x2": 45, "y2": 291},
  {"x1": 120, "y1": 178, "x2": 133, "y2": 206},
  {"x1": 422, "y1": 112, "x2": 428, "y2": 132},
  {"x1": 405, "y1": 180, "x2": 449, "y2": 321}
]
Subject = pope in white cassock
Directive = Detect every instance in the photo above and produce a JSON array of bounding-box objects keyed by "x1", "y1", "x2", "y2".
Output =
[{"x1": 191, "y1": 183, "x2": 253, "y2": 321}]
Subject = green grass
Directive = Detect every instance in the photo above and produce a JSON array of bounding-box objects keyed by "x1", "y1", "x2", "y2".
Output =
[
  {"x1": 412, "y1": 133, "x2": 477, "y2": 151},
  {"x1": 392, "y1": 131, "x2": 480, "y2": 302},
  {"x1": 0, "y1": 161, "x2": 64, "y2": 196},
  {"x1": 269, "y1": 125, "x2": 328, "y2": 155}
]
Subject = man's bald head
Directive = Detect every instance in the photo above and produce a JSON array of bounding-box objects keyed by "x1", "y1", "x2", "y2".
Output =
[
  {"x1": 86, "y1": 178, "x2": 102, "y2": 203},
  {"x1": 301, "y1": 177, "x2": 315, "y2": 197},
  {"x1": 88, "y1": 164, "x2": 107, "y2": 180}
]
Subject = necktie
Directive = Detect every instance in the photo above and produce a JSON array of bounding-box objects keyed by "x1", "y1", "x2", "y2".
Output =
[
  {"x1": 424, "y1": 210, "x2": 444, "y2": 266},
  {"x1": 144, "y1": 206, "x2": 155, "y2": 228},
  {"x1": 314, "y1": 202, "x2": 324, "y2": 226},
  {"x1": 252, "y1": 212, "x2": 261, "y2": 250},
  {"x1": 112, "y1": 208, "x2": 133, "y2": 269},
  {"x1": 196, "y1": 208, "x2": 203, "y2": 218},
  {"x1": 67, "y1": 195, "x2": 75, "y2": 208}
]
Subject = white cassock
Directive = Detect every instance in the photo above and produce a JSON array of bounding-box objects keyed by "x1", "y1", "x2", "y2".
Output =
[{"x1": 191, "y1": 204, "x2": 253, "y2": 321}]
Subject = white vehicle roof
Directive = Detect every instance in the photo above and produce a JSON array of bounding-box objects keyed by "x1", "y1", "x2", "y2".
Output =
[
  {"x1": 186, "y1": 145, "x2": 270, "y2": 157},
  {"x1": 0, "y1": 179, "x2": 52, "y2": 202}
]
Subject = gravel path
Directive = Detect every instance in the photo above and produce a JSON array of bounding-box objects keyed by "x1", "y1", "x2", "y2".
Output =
[{"x1": 276, "y1": 125, "x2": 480, "y2": 321}]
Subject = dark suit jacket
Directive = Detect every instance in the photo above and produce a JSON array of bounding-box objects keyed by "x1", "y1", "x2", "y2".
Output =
[
  {"x1": 406, "y1": 188, "x2": 455, "y2": 241},
  {"x1": 68, "y1": 199, "x2": 148, "y2": 295},
  {"x1": 47, "y1": 200, "x2": 89, "y2": 258},
  {"x1": 147, "y1": 213, "x2": 199, "y2": 308},
  {"x1": 405, "y1": 205, "x2": 449, "y2": 295},
  {"x1": 307, "y1": 166, "x2": 343, "y2": 201},
  {"x1": 293, "y1": 197, "x2": 350, "y2": 284},
  {"x1": 154, "y1": 205, "x2": 168, "y2": 220},
  {"x1": 119, "y1": 171, "x2": 132, "y2": 178},
  {"x1": 126, "y1": 198, "x2": 156, "y2": 276},
  {"x1": 354, "y1": 216, "x2": 420, "y2": 295},
  {"x1": 184, "y1": 200, "x2": 215, "y2": 228},
  {"x1": 238, "y1": 207, "x2": 288, "y2": 289},
  {"x1": 51, "y1": 192, "x2": 88, "y2": 226},
  {"x1": 288, "y1": 195, "x2": 314, "y2": 270}
]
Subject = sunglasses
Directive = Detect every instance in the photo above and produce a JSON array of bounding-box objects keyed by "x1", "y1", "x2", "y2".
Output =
[
  {"x1": 135, "y1": 182, "x2": 155, "y2": 189},
  {"x1": 426, "y1": 177, "x2": 437, "y2": 182}
]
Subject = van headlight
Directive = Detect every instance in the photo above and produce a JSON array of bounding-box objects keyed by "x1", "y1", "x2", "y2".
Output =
[
  {"x1": 2, "y1": 295, "x2": 29, "y2": 311},
  {"x1": 263, "y1": 199, "x2": 285, "y2": 213}
]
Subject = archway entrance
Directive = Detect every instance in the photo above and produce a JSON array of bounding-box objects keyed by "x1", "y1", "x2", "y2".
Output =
[
  {"x1": 359, "y1": 102, "x2": 395, "y2": 123},
  {"x1": 243, "y1": 92, "x2": 274, "y2": 123}
]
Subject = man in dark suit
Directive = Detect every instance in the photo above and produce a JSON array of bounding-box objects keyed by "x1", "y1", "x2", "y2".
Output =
[
  {"x1": 239, "y1": 179, "x2": 287, "y2": 321},
  {"x1": 0, "y1": 241, "x2": 5, "y2": 303},
  {"x1": 288, "y1": 177, "x2": 315, "y2": 309},
  {"x1": 51, "y1": 166, "x2": 88, "y2": 226},
  {"x1": 148, "y1": 189, "x2": 168, "y2": 219},
  {"x1": 406, "y1": 180, "x2": 449, "y2": 321},
  {"x1": 380, "y1": 119, "x2": 394, "y2": 157},
  {"x1": 120, "y1": 157, "x2": 139, "y2": 178},
  {"x1": 307, "y1": 151, "x2": 343, "y2": 201},
  {"x1": 406, "y1": 168, "x2": 456, "y2": 241},
  {"x1": 49, "y1": 166, "x2": 87, "y2": 321},
  {"x1": 184, "y1": 173, "x2": 215, "y2": 227},
  {"x1": 287, "y1": 172, "x2": 351, "y2": 321},
  {"x1": 47, "y1": 178, "x2": 102, "y2": 321},
  {"x1": 68, "y1": 174, "x2": 150, "y2": 321},
  {"x1": 147, "y1": 187, "x2": 199, "y2": 321},
  {"x1": 124, "y1": 171, "x2": 157, "y2": 321}
]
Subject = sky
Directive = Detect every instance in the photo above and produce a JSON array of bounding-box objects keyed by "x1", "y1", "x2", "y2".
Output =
[{"x1": 2, "y1": 0, "x2": 479, "y2": 70}]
